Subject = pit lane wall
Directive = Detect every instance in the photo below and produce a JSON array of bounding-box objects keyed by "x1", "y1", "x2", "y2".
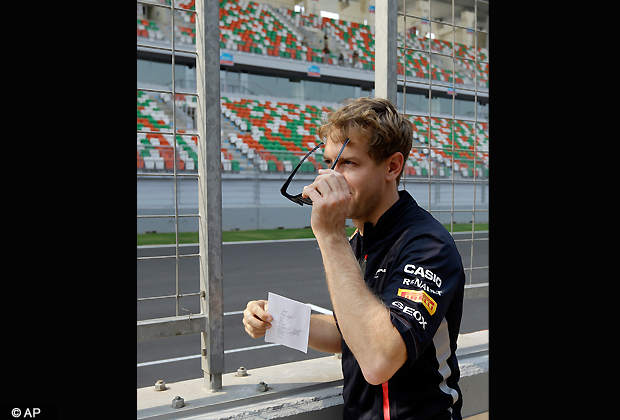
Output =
[{"x1": 136, "y1": 329, "x2": 488, "y2": 420}]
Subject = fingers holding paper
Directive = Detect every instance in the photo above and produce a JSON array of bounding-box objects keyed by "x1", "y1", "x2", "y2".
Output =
[{"x1": 243, "y1": 299, "x2": 272, "y2": 339}]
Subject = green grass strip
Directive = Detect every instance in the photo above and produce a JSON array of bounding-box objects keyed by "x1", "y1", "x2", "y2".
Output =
[{"x1": 137, "y1": 223, "x2": 488, "y2": 246}]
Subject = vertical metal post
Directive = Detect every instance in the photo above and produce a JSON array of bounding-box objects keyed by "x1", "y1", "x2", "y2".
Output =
[
  {"x1": 170, "y1": 0, "x2": 180, "y2": 317},
  {"x1": 195, "y1": 0, "x2": 224, "y2": 392},
  {"x1": 451, "y1": 0, "x2": 457, "y2": 234},
  {"x1": 469, "y1": 0, "x2": 479, "y2": 285},
  {"x1": 401, "y1": 0, "x2": 407, "y2": 191},
  {"x1": 426, "y1": 0, "x2": 433, "y2": 214},
  {"x1": 374, "y1": 0, "x2": 397, "y2": 104}
]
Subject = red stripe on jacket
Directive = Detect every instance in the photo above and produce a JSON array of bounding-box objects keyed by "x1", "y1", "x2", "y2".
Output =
[{"x1": 382, "y1": 381, "x2": 390, "y2": 420}]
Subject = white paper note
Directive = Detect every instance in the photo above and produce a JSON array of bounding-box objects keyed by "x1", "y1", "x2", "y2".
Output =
[{"x1": 264, "y1": 292, "x2": 311, "y2": 353}]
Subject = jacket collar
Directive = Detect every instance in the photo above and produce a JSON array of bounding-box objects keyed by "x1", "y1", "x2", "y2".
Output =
[{"x1": 361, "y1": 190, "x2": 417, "y2": 246}]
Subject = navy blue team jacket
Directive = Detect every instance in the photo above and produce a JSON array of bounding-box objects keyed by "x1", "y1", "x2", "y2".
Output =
[{"x1": 335, "y1": 190, "x2": 466, "y2": 420}]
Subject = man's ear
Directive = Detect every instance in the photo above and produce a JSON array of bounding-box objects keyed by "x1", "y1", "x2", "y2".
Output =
[{"x1": 385, "y1": 152, "x2": 404, "y2": 182}]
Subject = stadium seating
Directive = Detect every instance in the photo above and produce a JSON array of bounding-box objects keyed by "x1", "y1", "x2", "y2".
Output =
[
  {"x1": 137, "y1": 18, "x2": 164, "y2": 41},
  {"x1": 137, "y1": 0, "x2": 488, "y2": 86},
  {"x1": 137, "y1": 0, "x2": 489, "y2": 176},
  {"x1": 137, "y1": 90, "x2": 172, "y2": 131},
  {"x1": 279, "y1": 7, "x2": 322, "y2": 29},
  {"x1": 220, "y1": 96, "x2": 329, "y2": 172},
  {"x1": 274, "y1": 8, "x2": 488, "y2": 85},
  {"x1": 396, "y1": 32, "x2": 488, "y2": 86},
  {"x1": 217, "y1": 96, "x2": 488, "y2": 178},
  {"x1": 219, "y1": 0, "x2": 327, "y2": 62},
  {"x1": 322, "y1": 17, "x2": 375, "y2": 70},
  {"x1": 138, "y1": 89, "x2": 488, "y2": 178},
  {"x1": 137, "y1": 90, "x2": 197, "y2": 172},
  {"x1": 405, "y1": 115, "x2": 488, "y2": 178}
]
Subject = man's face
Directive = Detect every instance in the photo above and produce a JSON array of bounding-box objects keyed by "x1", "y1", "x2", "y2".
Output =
[{"x1": 322, "y1": 134, "x2": 387, "y2": 224}]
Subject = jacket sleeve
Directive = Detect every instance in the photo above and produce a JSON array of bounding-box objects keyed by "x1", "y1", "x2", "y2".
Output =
[{"x1": 381, "y1": 231, "x2": 465, "y2": 368}]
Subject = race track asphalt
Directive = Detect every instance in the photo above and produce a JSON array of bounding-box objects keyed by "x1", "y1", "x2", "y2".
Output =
[{"x1": 137, "y1": 232, "x2": 488, "y2": 388}]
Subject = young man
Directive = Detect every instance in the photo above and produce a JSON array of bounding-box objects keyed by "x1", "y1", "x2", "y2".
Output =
[{"x1": 243, "y1": 97, "x2": 466, "y2": 419}]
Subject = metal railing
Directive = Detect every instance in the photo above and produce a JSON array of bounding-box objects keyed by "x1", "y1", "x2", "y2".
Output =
[{"x1": 376, "y1": 0, "x2": 489, "y2": 288}]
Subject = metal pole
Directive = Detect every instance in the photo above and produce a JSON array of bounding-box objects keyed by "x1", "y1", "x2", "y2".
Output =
[
  {"x1": 374, "y1": 0, "x2": 397, "y2": 104},
  {"x1": 469, "y1": 0, "x2": 480, "y2": 286},
  {"x1": 401, "y1": 0, "x2": 407, "y2": 191},
  {"x1": 195, "y1": 0, "x2": 224, "y2": 392},
  {"x1": 170, "y1": 0, "x2": 180, "y2": 318}
]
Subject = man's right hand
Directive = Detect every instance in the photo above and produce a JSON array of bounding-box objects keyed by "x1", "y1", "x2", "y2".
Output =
[{"x1": 242, "y1": 300, "x2": 273, "y2": 339}]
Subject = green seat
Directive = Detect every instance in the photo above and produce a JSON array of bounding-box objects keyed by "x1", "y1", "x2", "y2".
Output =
[{"x1": 301, "y1": 161, "x2": 314, "y2": 172}]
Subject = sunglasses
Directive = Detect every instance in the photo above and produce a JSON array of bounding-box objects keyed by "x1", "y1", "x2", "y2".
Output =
[{"x1": 280, "y1": 138, "x2": 350, "y2": 206}]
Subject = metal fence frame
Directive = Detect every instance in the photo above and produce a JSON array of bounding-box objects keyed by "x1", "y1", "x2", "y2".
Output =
[
  {"x1": 376, "y1": 0, "x2": 489, "y2": 288},
  {"x1": 136, "y1": 0, "x2": 224, "y2": 392}
]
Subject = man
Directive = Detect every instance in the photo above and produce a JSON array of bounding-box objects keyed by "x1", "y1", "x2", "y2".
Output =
[{"x1": 243, "y1": 97, "x2": 466, "y2": 419}]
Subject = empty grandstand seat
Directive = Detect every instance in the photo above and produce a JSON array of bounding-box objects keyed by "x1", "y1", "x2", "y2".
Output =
[{"x1": 143, "y1": 156, "x2": 155, "y2": 170}]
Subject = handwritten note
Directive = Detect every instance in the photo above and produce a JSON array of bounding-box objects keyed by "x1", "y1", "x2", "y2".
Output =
[{"x1": 264, "y1": 292, "x2": 311, "y2": 353}]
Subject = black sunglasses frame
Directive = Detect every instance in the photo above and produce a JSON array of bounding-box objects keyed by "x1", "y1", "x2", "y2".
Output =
[{"x1": 280, "y1": 138, "x2": 350, "y2": 206}]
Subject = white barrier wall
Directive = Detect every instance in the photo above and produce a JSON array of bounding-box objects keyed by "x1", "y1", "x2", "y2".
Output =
[{"x1": 137, "y1": 177, "x2": 488, "y2": 233}]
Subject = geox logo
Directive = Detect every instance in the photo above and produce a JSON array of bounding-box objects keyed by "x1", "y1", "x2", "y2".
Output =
[
  {"x1": 397, "y1": 289, "x2": 437, "y2": 315},
  {"x1": 391, "y1": 301, "x2": 427, "y2": 329}
]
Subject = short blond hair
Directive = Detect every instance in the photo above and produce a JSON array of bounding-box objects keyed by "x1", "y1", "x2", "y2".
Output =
[{"x1": 317, "y1": 97, "x2": 413, "y2": 184}]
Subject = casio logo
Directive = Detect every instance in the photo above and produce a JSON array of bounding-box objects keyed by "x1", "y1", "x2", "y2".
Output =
[{"x1": 403, "y1": 264, "x2": 442, "y2": 288}]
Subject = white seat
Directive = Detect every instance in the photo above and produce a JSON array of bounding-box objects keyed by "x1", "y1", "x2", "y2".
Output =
[{"x1": 143, "y1": 157, "x2": 155, "y2": 170}]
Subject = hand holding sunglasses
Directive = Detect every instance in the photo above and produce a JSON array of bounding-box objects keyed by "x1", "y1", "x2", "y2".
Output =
[{"x1": 280, "y1": 138, "x2": 350, "y2": 206}]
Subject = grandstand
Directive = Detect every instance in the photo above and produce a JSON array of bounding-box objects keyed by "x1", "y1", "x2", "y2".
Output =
[{"x1": 137, "y1": 0, "x2": 488, "y2": 180}]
